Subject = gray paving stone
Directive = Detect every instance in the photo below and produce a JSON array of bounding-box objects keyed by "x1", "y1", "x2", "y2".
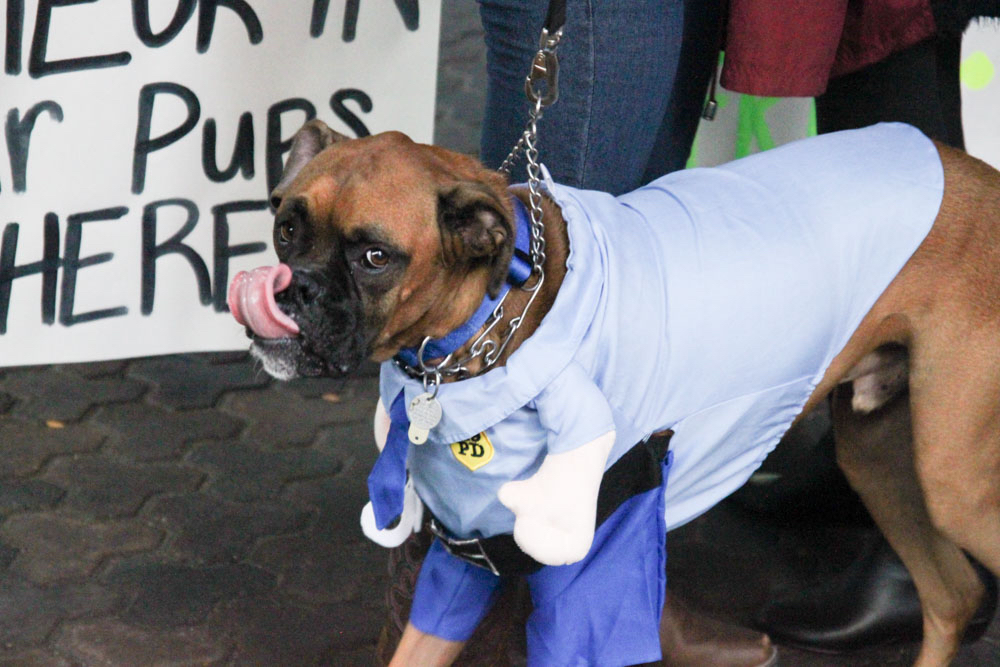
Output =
[
  {"x1": 54, "y1": 618, "x2": 230, "y2": 667},
  {"x1": 316, "y1": 646, "x2": 379, "y2": 666},
  {"x1": 0, "y1": 649, "x2": 73, "y2": 666},
  {"x1": 0, "y1": 543, "x2": 17, "y2": 570},
  {"x1": 209, "y1": 596, "x2": 381, "y2": 665},
  {"x1": 221, "y1": 385, "x2": 367, "y2": 448},
  {"x1": 283, "y1": 463, "x2": 377, "y2": 544},
  {"x1": 144, "y1": 493, "x2": 312, "y2": 565},
  {"x1": 283, "y1": 362, "x2": 380, "y2": 400},
  {"x1": 0, "y1": 479, "x2": 65, "y2": 517},
  {"x1": 61, "y1": 359, "x2": 130, "y2": 379},
  {"x1": 93, "y1": 403, "x2": 244, "y2": 461},
  {"x1": 178, "y1": 351, "x2": 252, "y2": 365},
  {"x1": 0, "y1": 419, "x2": 105, "y2": 477},
  {"x1": 3, "y1": 368, "x2": 146, "y2": 421},
  {"x1": 281, "y1": 475, "x2": 370, "y2": 538},
  {"x1": 312, "y1": 416, "x2": 379, "y2": 462},
  {"x1": 0, "y1": 579, "x2": 119, "y2": 649},
  {"x1": 288, "y1": 376, "x2": 381, "y2": 419},
  {"x1": 186, "y1": 440, "x2": 342, "y2": 503},
  {"x1": 41, "y1": 456, "x2": 203, "y2": 518},
  {"x1": 105, "y1": 561, "x2": 274, "y2": 627},
  {"x1": 279, "y1": 375, "x2": 347, "y2": 400},
  {"x1": 127, "y1": 355, "x2": 270, "y2": 410},
  {"x1": 1, "y1": 514, "x2": 162, "y2": 585},
  {"x1": 251, "y1": 532, "x2": 384, "y2": 606}
]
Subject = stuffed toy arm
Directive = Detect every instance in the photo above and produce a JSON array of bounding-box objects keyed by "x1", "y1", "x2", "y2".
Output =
[
  {"x1": 497, "y1": 363, "x2": 616, "y2": 566},
  {"x1": 498, "y1": 430, "x2": 615, "y2": 565}
]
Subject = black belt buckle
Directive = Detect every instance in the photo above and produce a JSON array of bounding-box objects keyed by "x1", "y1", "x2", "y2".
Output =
[{"x1": 428, "y1": 518, "x2": 501, "y2": 576}]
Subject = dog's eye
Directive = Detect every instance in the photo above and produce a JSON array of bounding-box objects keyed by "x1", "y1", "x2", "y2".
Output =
[
  {"x1": 361, "y1": 248, "x2": 390, "y2": 271},
  {"x1": 277, "y1": 221, "x2": 295, "y2": 245}
]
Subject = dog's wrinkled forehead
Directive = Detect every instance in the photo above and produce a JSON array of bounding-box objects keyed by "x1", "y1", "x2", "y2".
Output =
[
  {"x1": 280, "y1": 132, "x2": 446, "y2": 245},
  {"x1": 270, "y1": 126, "x2": 515, "y2": 305}
]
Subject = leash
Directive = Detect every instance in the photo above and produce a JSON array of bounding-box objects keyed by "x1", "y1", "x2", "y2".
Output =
[{"x1": 394, "y1": 4, "x2": 565, "y2": 396}]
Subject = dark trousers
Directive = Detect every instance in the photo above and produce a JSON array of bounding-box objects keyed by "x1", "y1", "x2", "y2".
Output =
[{"x1": 817, "y1": 33, "x2": 964, "y2": 150}]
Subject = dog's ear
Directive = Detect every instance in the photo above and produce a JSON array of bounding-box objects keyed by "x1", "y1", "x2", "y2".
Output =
[
  {"x1": 438, "y1": 182, "x2": 515, "y2": 298},
  {"x1": 270, "y1": 120, "x2": 349, "y2": 209}
]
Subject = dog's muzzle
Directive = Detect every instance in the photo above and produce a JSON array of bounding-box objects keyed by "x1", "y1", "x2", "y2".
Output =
[{"x1": 228, "y1": 263, "x2": 368, "y2": 379}]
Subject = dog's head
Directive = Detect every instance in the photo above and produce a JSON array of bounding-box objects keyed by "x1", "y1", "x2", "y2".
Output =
[{"x1": 230, "y1": 120, "x2": 517, "y2": 379}]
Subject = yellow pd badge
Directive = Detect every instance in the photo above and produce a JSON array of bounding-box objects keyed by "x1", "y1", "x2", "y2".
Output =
[{"x1": 450, "y1": 432, "x2": 494, "y2": 471}]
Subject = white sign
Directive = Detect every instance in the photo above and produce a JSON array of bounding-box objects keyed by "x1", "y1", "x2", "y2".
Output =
[{"x1": 0, "y1": 0, "x2": 441, "y2": 366}]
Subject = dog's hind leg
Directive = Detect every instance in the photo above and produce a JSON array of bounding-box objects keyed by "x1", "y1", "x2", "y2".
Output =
[
  {"x1": 906, "y1": 333, "x2": 1000, "y2": 575},
  {"x1": 833, "y1": 385, "x2": 986, "y2": 666}
]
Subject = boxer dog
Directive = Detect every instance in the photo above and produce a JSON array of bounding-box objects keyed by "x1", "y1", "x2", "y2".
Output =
[{"x1": 230, "y1": 119, "x2": 1000, "y2": 666}]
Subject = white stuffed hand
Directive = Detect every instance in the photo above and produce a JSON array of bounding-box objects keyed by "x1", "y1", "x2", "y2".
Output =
[
  {"x1": 360, "y1": 478, "x2": 423, "y2": 548},
  {"x1": 497, "y1": 431, "x2": 615, "y2": 566}
]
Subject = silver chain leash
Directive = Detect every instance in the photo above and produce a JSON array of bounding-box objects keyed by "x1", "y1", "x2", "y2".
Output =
[{"x1": 405, "y1": 27, "x2": 562, "y2": 386}]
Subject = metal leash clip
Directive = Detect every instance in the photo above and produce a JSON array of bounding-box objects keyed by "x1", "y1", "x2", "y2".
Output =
[{"x1": 525, "y1": 27, "x2": 562, "y2": 108}]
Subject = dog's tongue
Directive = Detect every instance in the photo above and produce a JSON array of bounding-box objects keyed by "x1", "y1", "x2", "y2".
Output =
[{"x1": 228, "y1": 264, "x2": 300, "y2": 339}]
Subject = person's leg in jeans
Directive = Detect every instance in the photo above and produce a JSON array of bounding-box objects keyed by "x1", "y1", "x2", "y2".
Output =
[{"x1": 478, "y1": 0, "x2": 720, "y2": 195}]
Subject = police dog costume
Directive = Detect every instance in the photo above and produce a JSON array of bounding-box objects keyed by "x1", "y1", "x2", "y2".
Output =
[{"x1": 230, "y1": 122, "x2": 1000, "y2": 667}]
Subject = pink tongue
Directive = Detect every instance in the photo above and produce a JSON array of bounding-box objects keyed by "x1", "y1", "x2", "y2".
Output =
[{"x1": 228, "y1": 264, "x2": 300, "y2": 339}]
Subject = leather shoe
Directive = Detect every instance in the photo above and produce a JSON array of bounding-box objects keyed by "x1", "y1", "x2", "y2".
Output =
[
  {"x1": 753, "y1": 534, "x2": 998, "y2": 653},
  {"x1": 660, "y1": 591, "x2": 778, "y2": 666}
]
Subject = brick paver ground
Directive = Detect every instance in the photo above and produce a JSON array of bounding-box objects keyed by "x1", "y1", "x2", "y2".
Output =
[{"x1": 1, "y1": 2, "x2": 998, "y2": 665}]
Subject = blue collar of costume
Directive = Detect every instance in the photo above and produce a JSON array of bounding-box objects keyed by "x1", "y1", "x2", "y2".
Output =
[{"x1": 394, "y1": 195, "x2": 533, "y2": 368}]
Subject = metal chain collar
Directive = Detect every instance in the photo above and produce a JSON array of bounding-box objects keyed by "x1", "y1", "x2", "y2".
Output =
[{"x1": 405, "y1": 28, "x2": 562, "y2": 388}]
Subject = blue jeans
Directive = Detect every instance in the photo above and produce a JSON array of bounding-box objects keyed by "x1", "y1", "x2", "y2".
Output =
[{"x1": 478, "y1": 0, "x2": 722, "y2": 195}]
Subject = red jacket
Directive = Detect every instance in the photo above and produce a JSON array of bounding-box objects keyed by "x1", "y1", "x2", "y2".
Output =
[{"x1": 720, "y1": 0, "x2": 936, "y2": 97}]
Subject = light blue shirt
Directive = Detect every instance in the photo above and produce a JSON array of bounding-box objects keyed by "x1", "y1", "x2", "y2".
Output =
[{"x1": 381, "y1": 123, "x2": 943, "y2": 539}]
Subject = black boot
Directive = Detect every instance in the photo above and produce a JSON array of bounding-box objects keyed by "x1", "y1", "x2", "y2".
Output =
[{"x1": 753, "y1": 534, "x2": 998, "y2": 653}]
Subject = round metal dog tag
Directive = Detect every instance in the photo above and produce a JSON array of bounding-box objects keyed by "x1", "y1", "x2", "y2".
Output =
[
  {"x1": 408, "y1": 393, "x2": 442, "y2": 445},
  {"x1": 409, "y1": 393, "x2": 443, "y2": 429},
  {"x1": 408, "y1": 424, "x2": 430, "y2": 445}
]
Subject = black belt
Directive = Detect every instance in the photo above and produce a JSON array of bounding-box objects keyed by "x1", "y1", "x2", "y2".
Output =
[{"x1": 430, "y1": 431, "x2": 674, "y2": 577}]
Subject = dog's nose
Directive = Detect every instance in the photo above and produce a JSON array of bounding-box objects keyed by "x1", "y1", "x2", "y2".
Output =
[{"x1": 289, "y1": 269, "x2": 324, "y2": 304}]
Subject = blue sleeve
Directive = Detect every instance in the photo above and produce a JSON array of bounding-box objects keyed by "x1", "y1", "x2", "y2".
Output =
[
  {"x1": 535, "y1": 361, "x2": 616, "y2": 455},
  {"x1": 409, "y1": 539, "x2": 504, "y2": 641}
]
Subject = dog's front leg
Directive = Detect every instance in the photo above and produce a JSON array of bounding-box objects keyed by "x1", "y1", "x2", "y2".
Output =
[
  {"x1": 498, "y1": 431, "x2": 616, "y2": 565},
  {"x1": 389, "y1": 623, "x2": 466, "y2": 666}
]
